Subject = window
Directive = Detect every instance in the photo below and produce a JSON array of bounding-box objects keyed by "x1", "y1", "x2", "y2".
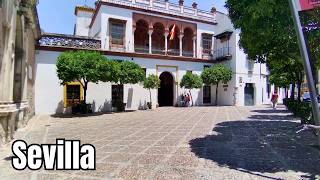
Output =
[
  {"x1": 64, "y1": 83, "x2": 83, "y2": 107},
  {"x1": 202, "y1": 34, "x2": 213, "y2": 54},
  {"x1": 110, "y1": 20, "x2": 126, "y2": 46},
  {"x1": 203, "y1": 85, "x2": 211, "y2": 104}
]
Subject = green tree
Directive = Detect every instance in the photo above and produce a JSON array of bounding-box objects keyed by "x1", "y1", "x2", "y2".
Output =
[
  {"x1": 268, "y1": 54, "x2": 304, "y2": 100},
  {"x1": 301, "y1": 8, "x2": 320, "y2": 74},
  {"x1": 116, "y1": 61, "x2": 145, "y2": 85},
  {"x1": 224, "y1": 0, "x2": 318, "y2": 92},
  {"x1": 180, "y1": 72, "x2": 203, "y2": 106},
  {"x1": 201, "y1": 65, "x2": 232, "y2": 105},
  {"x1": 144, "y1": 74, "x2": 160, "y2": 109},
  {"x1": 56, "y1": 50, "x2": 107, "y2": 104},
  {"x1": 106, "y1": 60, "x2": 145, "y2": 111},
  {"x1": 225, "y1": 0, "x2": 299, "y2": 62}
]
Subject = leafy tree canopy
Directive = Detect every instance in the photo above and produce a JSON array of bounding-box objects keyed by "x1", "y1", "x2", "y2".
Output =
[
  {"x1": 201, "y1": 64, "x2": 233, "y2": 86},
  {"x1": 56, "y1": 50, "x2": 107, "y2": 103},
  {"x1": 180, "y1": 72, "x2": 203, "y2": 89},
  {"x1": 144, "y1": 74, "x2": 160, "y2": 90},
  {"x1": 56, "y1": 50, "x2": 106, "y2": 85},
  {"x1": 225, "y1": 0, "x2": 300, "y2": 62},
  {"x1": 116, "y1": 61, "x2": 145, "y2": 85}
]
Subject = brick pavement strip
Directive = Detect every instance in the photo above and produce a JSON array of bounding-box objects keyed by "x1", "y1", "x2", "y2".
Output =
[{"x1": 0, "y1": 106, "x2": 319, "y2": 180}]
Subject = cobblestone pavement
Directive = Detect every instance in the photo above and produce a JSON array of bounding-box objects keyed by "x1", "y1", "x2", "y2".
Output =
[{"x1": 0, "y1": 106, "x2": 319, "y2": 180}]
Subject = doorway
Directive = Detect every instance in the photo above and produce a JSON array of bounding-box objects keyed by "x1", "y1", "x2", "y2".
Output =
[
  {"x1": 158, "y1": 72, "x2": 174, "y2": 106},
  {"x1": 245, "y1": 83, "x2": 255, "y2": 106},
  {"x1": 112, "y1": 85, "x2": 124, "y2": 108},
  {"x1": 203, "y1": 85, "x2": 212, "y2": 104}
]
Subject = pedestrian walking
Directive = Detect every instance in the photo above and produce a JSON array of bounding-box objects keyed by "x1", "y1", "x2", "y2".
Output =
[{"x1": 271, "y1": 91, "x2": 279, "y2": 109}]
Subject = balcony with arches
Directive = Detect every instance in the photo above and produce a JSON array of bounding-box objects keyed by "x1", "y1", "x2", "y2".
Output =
[{"x1": 133, "y1": 13, "x2": 197, "y2": 59}]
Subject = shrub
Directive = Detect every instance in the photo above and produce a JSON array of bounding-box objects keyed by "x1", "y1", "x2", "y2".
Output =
[{"x1": 283, "y1": 98, "x2": 314, "y2": 125}]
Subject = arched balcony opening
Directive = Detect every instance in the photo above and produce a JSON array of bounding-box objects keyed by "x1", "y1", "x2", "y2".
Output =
[
  {"x1": 167, "y1": 25, "x2": 180, "y2": 56},
  {"x1": 134, "y1": 19, "x2": 149, "y2": 53},
  {"x1": 182, "y1": 28, "x2": 194, "y2": 57},
  {"x1": 152, "y1": 22, "x2": 165, "y2": 55}
]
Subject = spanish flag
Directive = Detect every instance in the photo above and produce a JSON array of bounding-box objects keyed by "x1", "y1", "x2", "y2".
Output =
[{"x1": 170, "y1": 24, "x2": 177, "y2": 41}]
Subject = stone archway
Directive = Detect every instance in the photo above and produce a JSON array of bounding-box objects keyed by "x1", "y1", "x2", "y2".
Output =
[{"x1": 158, "y1": 71, "x2": 174, "y2": 107}]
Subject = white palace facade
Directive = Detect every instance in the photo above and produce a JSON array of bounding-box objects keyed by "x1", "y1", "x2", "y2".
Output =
[{"x1": 35, "y1": 0, "x2": 275, "y2": 114}]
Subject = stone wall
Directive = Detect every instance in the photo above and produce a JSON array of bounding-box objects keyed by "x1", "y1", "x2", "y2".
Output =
[{"x1": 0, "y1": 0, "x2": 40, "y2": 147}]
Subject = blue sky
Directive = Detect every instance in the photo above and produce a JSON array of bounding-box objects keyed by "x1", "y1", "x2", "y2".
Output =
[{"x1": 38, "y1": 0, "x2": 227, "y2": 35}]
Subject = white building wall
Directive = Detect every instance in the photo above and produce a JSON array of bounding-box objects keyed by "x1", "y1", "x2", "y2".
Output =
[
  {"x1": 34, "y1": 4, "x2": 276, "y2": 114},
  {"x1": 35, "y1": 50, "x2": 215, "y2": 114},
  {"x1": 97, "y1": 5, "x2": 234, "y2": 55},
  {"x1": 89, "y1": 10, "x2": 102, "y2": 38},
  {"x1": 234, "y1": 34, "x2": 270, "y2": 106},
  {"x1": 75, "y1": 11, "x2": 93, "y2": 36}
]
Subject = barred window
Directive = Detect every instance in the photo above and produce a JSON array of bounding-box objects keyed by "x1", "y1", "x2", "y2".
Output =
[
  {"x1": 110, "y1": 21, "x2": 125, "y2": 45},
  {"x1": 65, "y1": 84, "x2": 83, "y2": 107},
  {"x1": 202, "y1": 34, "x2": 213, "y2": 53},
  {"x1": 67, "y1": 85, "x2": 81, "y2": 100}
]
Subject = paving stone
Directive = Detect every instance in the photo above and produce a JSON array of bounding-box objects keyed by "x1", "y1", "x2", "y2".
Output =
[{"x1": 0, "y1": 106, "x2": 319, "y2": 179}]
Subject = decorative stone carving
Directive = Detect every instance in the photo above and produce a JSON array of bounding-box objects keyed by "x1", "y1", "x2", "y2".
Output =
[{"x1": 38, "y1": 34, "x2": 101, "y2": 50}]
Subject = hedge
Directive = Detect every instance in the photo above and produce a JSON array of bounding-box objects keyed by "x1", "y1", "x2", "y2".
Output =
[{"x1": 283, "y1": 98, "x2": 315, "y2": 125}]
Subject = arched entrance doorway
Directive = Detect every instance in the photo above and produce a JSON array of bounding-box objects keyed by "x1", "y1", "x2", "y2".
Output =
[{"x1": 158, "y1": 72, "x2": 174, "y2": 106}]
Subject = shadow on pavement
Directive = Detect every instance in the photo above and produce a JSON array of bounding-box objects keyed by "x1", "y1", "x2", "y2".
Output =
[
  {"x1": 189, "y1": 119, "x2": 320, "y2": 178},
  {"x1": 251, "y1": 109, "x2": 289, "y2": 114},
  {"x1": 50, "y1": 110, "x2": 138, "y2": 119}
]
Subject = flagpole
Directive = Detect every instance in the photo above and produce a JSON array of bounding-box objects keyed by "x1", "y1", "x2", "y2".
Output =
[{"x1": 288, "y1": 0, "x2": 320, "y2": 146}]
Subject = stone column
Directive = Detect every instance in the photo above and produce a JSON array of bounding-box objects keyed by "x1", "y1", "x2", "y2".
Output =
[
  {"x1": 148, "y1": 29, "x2": 153, "y2": 54},
  {"x1": 165, "y1": 0, "x2": 169, "y2": 10},
  {"x1": 132, "y1": 0, "x2": 136, "y2": 4},
  {"x1": 165, "y1": 30, "x2": 169, "y2": 55},
  {"x1": 150, "y1": 0, "x2": 153, "y2": 7},
  {"x1": 179, "y1": 0, "x2": 184, "y2": 13},
  {"x1": 179, "y1": 34, "x2": 184, "y2": 56},
  {"x1": 212, "y1": 36, "x2": 215, "y2": 56},
  {"x1": 192, "y1": 1, "x2": 198, "y2": 16},
  {"x1": 193, "y1": 36, "x2": 197, "y2": 58},
  {"x1": 132, "y1": 26, "x2": 136, "y2": 52}
]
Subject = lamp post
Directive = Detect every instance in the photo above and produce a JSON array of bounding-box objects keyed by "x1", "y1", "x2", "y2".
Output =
[{"x1": 288, "y1": 0, "x2": 320, "y2": 146}]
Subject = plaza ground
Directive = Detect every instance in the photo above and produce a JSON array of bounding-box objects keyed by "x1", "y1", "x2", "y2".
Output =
[{"x1": 0, "y1": 106, "x2": 319, "y2": 180}]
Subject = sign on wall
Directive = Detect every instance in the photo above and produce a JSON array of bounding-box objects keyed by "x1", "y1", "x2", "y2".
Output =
[{"x1": 296, "y1": 0, "x2": 320, "y2": 11}]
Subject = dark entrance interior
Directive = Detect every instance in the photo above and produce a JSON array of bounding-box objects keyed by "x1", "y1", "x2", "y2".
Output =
[
  {"x1": 203, "y1": 85, "x2": 212, "y2": 104},
  {"x1": 112, "y1": 85, "x2": 124, "y2": 107},
  {"x1": 158, "y1": 72, "x2": 174, "y2": 106},
  {"x1": 245, "y1": 83, "x2": 255, "y2": 106}
]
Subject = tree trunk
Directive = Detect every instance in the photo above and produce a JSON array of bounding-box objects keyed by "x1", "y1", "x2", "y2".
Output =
[
  {"x1": 291, "y1": 83, "x2": 296, "y2": 100},
  {"x1": 189, "y1": 89, "x2": 193, "y2": 106},
  {"x1": 297, "y1": 82, "x2": 302, "y2": 102},
  {"x1": 149, "y1": 89, "x2": 152, "y2": 109},
  {"x1": 84, "y1": 81, "x2": 88, "y2": 104},
  {"x1": 215, "y1": 83, "x2": 219, "y2": 106}
]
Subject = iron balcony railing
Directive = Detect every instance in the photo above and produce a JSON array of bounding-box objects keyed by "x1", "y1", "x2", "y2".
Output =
[
  {"x1": 101, "y1": 0, "x2": 217, "y2": 24},
  {"x1": 213, "y1": 47, "x2": 232, "y2": 60},
  {"x1": 38, "y1": 33, "x2": 101, "y2": 50},
  {"x1": 152, "y1": 48, "x2": 165, "y2": 55},
  {"x1": 167, "y1": 49, "x2": 180, "y2": 56},
  {"x1": 182, "y1": 51, "x2": 193, "y2": 57},
  {"x1": 134, "y1": 45, "x2": 149, "y2": 53}
]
